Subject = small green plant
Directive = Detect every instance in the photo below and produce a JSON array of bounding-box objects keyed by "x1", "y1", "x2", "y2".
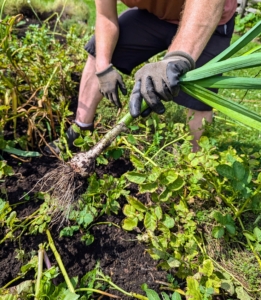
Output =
[{"x1": 235, "y1": 4, "x2": 261, "y2": 35}]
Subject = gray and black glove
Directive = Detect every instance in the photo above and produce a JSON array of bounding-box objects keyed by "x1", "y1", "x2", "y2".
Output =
[
  {"x1": 129, "y1": 51, "x2": 195, "y2": 117},
  {"x1": 96, "y1": 64, "x2": 127, "y2": 108}
]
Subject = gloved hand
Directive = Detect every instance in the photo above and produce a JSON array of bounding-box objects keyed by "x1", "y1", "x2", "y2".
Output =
[
  {"x1": 96, "y1": 64, "x2": 127, "y2": 108},
  {"x1": 129, "y1": 51, "x2": 195, "y2": 117}
]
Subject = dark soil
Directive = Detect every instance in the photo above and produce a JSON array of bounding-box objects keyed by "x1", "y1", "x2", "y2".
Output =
[{"x1": 0, "y1": 154, "x2": 170, "y2": 299}]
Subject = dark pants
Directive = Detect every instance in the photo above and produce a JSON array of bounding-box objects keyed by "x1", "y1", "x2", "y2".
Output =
[{"x1": 85, "y1": 8, "x2": 235, "y2": 111}]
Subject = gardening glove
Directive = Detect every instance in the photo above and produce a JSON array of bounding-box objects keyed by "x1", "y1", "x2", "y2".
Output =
[
  {"x1": 96, "y1": 64, "x2": 127, "y2": 108},
  {"x1": 129, "y1": 51, "x2": 195, "y2": 117}
]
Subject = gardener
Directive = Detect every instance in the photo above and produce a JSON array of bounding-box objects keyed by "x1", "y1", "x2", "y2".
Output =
[{"x1": 46, "y1": 0, "x2": 238, "y2": 154}]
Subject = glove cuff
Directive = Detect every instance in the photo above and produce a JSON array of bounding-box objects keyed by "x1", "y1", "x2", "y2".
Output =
[
  {"x1": 164, "y1": 51, "x2": 195, "y2": 70},
  {"x1": 95, "y1": 63, "x2": 113, "y2": 76}
]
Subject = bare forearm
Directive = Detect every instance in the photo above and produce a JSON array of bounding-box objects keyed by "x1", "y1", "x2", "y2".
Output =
[
  {"x1": 95, "y1": 0, "x2": 119, "y2": 72},
  {"x1": 169, "y1": 0, "x2": 226, "y2": 61}
]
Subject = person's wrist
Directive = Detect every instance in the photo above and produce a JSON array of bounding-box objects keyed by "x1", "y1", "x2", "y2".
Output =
[
  {"x1": 95, "y1": 64, "x2": 113, "y2": 76},
  {"x1": 164, "y1": 51, "x2": 195, "y2": 70}
]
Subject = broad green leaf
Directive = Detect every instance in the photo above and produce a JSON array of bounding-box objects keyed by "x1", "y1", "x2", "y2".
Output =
[
  {"x1": 181, "y1": 53, "x2": 261, "y2": 81},
  {"x1": 232, "y1": 180, "x2": 245, "y2": 192},
  {"x1": 216, "y1": 164, "x2": 234, "y2": 180},
  {"x1": 225, "y1": 223, "x2": 236, "y2": 235},
  {"x1": 190, "y1": 76, "x2": 261, "y2": 89},
  {"x1": 255, "y1": 243, "x2": 261, "y2": 252},
  {"x1": 254, "y1": 227, "x2": 261, "y2": 242},
  {"x1": 3, "y1": 146, "x2": 40, "y2": 157},
  {"x1": 212, "y1": 211, "x2": 225, "y2": 224},
  {"x1": 167, "y1": 257, "x2": 181, "y2": 268},
  {"x1": 151, "y1": 248, "x2": 169, "y2": 260},
  {"x1": 257, "y1": 172, "x2": 261, "y2": 184},
  {"x1": 127, "y1": 134, "x2": 137, "y2": 145},
  {"x1": 21, "y1": 256, "x2": 38, "y2": 273},
  {"x1": 161, "y1": 292, "x2": 171, "y2": 300},
  {"x1": 172, "y1": 292, "x2": 182, "y2": 300},
  {"x1": 60, "y1": 226, "x2": 79, "y2": 237},
  {"x1": 159, "y1": 188, "x2": 172, "y2": 202},
  {"x1": 108, "y1": 148, "x2": 124, "y2": 159},
  {"x1": 186, "y1": 277, "x2": 201, "y2": 300},
  {"x1": 78, "y1": 212, "x2": 93, "y2": 227},
  {"x1": 122, "y1": 217, "x2": 138, "y2": 231},
  {"x1": 11, "y1": 280, "x2": 33, "y2": 295},
  {"x1": 223, "y1": 214, "x2": 235, "y2": 225},
  {"x1": 232, "y1": 161, "x2": 245, "y2": 181},
  {"x1": 199, "y1": 259, "x2": 213, "y2": 277},
  {"x1": 158, "y1": 223, "x2": 170, "y2": 237},
  {"x1": 243, "y1": 231, "x2": 256, "y2": 242},
  {"x1": 126, "y1": 196, "x2": 147, "y2": 212},
  {"x1": 191, "y1": 157, "x2": 200, "y2": 167},
  {"x1": 181, "y1": 84, "x2": 261, "y2": 131},
  {"x1": 129, "y1": 154, "x2": 144, "y2": 170},
  {"x1": 139, "y1": 182, "x2": 158, "y2": 193},
  {"x1": 60, "y1": 290, "x2": 80, "y2": 300},
  {"x1": 123, "y1": 204, "x2": 136, "y2": 218},
  {"x1": 125, "y1": 172, "x2": 147, "y2": 184},
  {"x1": 162, "y1": 214, "x2": 175, "y2": 229},
  {"x1": 167, "y1": 177, "x2": 185, "y2": 191},
  {"x1": 221, "y1": 280, "x2": 235, "y2": 296},
  {"x1": 212, "y1": 226, "x2": 225, "y2": 239},
  {"x1": 198, "y1": 136, "x2": 211, "y2": 149},
  {"x1": 74, "y1": 137, "x2": 84, "y2": 147},
  {"x1": 159, "y1": 170, "x2": 178, "y2": 185},
  {"x1": 235, "y1": 286, "x2": 252, "y2": 300},
  {"x1": 144, "y1": 212, "x2": 157, "y2": 231},
  {"x1": 148, "y1": 167, "x2": 162, "y2": 182},
  {"x1": 82, "y1": 233, "x2": 95, "y2": 246},
  {"x1": 154, "y1": 206, "x2": 162, "y2": 220},
  {"x1": 145, "y1": 289, "x2": 161, "y2": 300}
]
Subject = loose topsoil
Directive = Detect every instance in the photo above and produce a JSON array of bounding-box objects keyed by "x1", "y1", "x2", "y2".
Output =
[{"x1": 0, "y1": 154, "x2": 172, "y2": 299}]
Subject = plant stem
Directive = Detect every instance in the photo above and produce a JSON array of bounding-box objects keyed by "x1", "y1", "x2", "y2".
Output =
[
  {"x1": 0, "y1": 0, "x2": 8, "y2": 20},
  {"x1": 34, "y1": 248, "x2": 44, "y2": 300},
  {"x1": 53, "y1": 0, "x2": 68, "y2": 34},
  {"x1": 130, "y1": 293, "x2": 149, "y2": 300},
  {"x1": 43, "y1": 250, "x2": 52, "y2": 269},
  {"x1": 1, "y1": 274, "x2": 25, "y2": 289},
  {"x1": 27, "y1": 1, "x2": 42, "y2": 24},
  {"x1": 46, "y1": 229, "x2": 75, "y2": 293},
  {"x1": 75, "y1": 288, "x2": 120, "y2": 298},
  {"x1": 122, "y1": 137, "x2": 158, "y2": 167},
  {"x1": 0, "y1": 209, "x2": 40, "y2": 244},
  {"x1": 146, "y1": 132, "x2": 190, "y2": 164},
  {"x1": 97, "y1": 278, "x2": 132, "y2": 297},
  {"x1": 97, "y1": 278, "x2": 148, "y2": 299},
  {"x1": 235, "y1": 185, "x2": 261, "y2": 219}
]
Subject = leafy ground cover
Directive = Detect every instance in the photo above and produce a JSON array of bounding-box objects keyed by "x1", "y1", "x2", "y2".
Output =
[{"x1": 1, "y1": 2, "x2": 261, "y2": 300}]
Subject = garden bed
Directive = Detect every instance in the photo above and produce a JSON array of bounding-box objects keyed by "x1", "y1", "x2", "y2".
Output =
[{"x1": 0, "y1": 154, "x2": 171, "y2": 299}]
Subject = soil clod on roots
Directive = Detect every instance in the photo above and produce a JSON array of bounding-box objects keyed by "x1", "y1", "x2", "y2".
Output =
[{"x1": 35, "y1": 163, "x2": 86, "y2": 224}]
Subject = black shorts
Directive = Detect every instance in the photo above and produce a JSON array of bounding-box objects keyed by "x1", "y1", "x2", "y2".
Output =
[{"x1": 85, "y1": 8, "x2": 235, "y2": 111}]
